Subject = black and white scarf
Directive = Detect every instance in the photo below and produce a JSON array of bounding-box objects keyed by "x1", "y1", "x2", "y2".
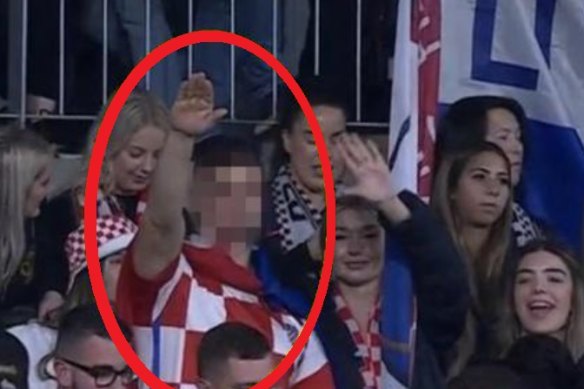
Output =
[
  {"x1": 271, "y1": 165, "x2": 323, "y2": 252},
  {"x1": 512, "y1": 202, "x2": 541, "y2": 248}
]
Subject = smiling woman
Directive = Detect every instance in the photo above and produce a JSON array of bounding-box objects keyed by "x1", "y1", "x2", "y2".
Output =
[{"x1": 498, "y1": 239, "x2": 584, "y2": 363}]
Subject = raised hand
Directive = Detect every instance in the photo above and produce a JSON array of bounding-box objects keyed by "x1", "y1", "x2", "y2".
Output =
[
  {"x1": 170, "y1": 73, "x2": 228, "y2": 137},
  {"x1": 337, "y1": 133, "x2": 396, "y2": 204}
]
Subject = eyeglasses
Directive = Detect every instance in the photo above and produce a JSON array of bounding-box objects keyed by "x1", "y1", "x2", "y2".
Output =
[{"x1": 59, "y1": 357, "x2": 137, "y2": 387}]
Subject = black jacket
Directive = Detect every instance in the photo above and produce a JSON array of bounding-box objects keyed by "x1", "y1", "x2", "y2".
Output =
[
  {"x1": 0, "y1": 212, "x2": 69, "y2": 325},
  {"x1": 257, "y1": 191, "x2": 469, "y2": 389}
]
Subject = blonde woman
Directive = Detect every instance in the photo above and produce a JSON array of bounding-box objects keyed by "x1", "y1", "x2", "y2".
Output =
[
  {"x1": 77, "y1": 90, "x2": 172, "y2": 219},
  {"x1": 0, "y1": 127, "x2": 59, "y2": 325},
  {"x1": 40, "y1": 91, "x2": 172, "y2": 311},
  {"x1": 43, "y1": 90, "x2": 171, "y2": 227},
  {"x1": 431, "y1": 142, "x2": 514, "y2": 377}
]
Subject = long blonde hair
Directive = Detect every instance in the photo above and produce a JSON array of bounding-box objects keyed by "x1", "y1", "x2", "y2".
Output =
[
  {"x1": 497, "y1": 239, "x2": 584, "y2": 362},
  {"x1": 78, "y1": 91, "x2": 172, "y2": 198},
  {"x1": 0, "y1": 127, "x2": 54, "y2": 288},
  {"x1": 431, "y1": 142, "x2": 513, "y2": 377}
]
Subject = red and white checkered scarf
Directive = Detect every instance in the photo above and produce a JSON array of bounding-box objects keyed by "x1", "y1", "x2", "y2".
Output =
[
  {"x1": 77, "y1": 189, "x2": 148, "y2": 224},
  {"x1": 333, "y1": 288, "x2": 382, "y2": 389}
]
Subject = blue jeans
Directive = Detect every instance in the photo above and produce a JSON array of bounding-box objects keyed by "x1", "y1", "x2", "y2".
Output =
[
  {"x1": 193, "y1": 0, "x2": 281, "y2": 119},
  {"x1": 82, "y1": 0, "x2": 186, "y2": 107}
]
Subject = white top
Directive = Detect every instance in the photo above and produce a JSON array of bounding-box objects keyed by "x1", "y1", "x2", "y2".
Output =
[{"x1": 8, "y1": 323, "x2": 57, "y2": 389}]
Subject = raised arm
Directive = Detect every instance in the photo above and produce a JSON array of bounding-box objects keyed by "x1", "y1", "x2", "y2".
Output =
[
  {"x1": 339, "y1": 134, "x2": 469, "y2": 352},
  {"x1": 337, "y1": 133, "x2": 410, "y2": 224},
  {"x1": 134, "y1": 74, "x2": 227, "y2": 280}
]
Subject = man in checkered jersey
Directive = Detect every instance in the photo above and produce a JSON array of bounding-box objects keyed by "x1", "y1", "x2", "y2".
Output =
[{"x1": 116, "y1": 73, "x2": 335, "y2": 388}]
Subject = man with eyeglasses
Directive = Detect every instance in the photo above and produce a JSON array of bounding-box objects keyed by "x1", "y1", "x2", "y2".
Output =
[{"x1": 52, "y1": 304, "x2": 136, "y2": 389}]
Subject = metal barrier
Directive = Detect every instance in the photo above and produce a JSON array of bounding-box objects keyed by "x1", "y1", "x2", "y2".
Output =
[{"x1": 1, "y1": 0, "x2": 389, "y2": 130}]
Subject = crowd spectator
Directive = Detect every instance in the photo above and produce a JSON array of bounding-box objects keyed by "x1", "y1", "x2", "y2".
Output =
[
  {"x1": 40, "y1": 91, "x2": 175, "y2": 305},
  {"x1": 197, "y1": 322, "x2": 283, "y2": 389},
  {"x1": 50, "y1": 304, "x2": 136, "y2": 389},
  {"x1": 269, "y1": 79, "x2": 348, "y2": 254},
  {"x1": 436, "y1": 96, "x2": 542, "y2": 248},
  {"x1": 73, "y1": 90, "x2": 171, "y2": 221},
  {"x1": 2, "y1": 3, "x2": 584, "y2": 388},
  {"x1": 80, "y1": 0, "x2": 184, "y2": 107},
  {"x1": 116, "y1": 74, "x2": 334, "y2": 388},
  {"x1": 0, "y1": 127, "x2": 68, "y2": 326},
  {"x1": 64, "y1": 215, "x2": 137, "y2": 310},
  {"x1": 256, "y1": 133, "x2": 469, "y2": 389},
  {"x1": 431, "y1": 142, "x2": 514, "y2": 377},
  {"x1": 193, "y1": 0, "x2": 278, "y2": 121},
  {"x1": 6, "y1": 214, "x2": 136, "y2": 389},
  {"x1": 497, "y1": 240, "x2": 584, "y2": 364}
]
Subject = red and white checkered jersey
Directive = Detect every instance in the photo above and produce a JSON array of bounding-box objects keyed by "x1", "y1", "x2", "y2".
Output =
[{"x1": 116, "y1": 241, "x2": 334, "y2": 389}]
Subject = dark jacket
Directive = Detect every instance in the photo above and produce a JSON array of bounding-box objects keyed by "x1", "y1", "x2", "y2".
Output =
[
  {"x1": 577, "y1": 355, "x2": 584, "y2": 388},
  {"x1": 0, "y1": 212, "x2": 69, "y2": 326},
  {"x1": 255, "y1": 191, "x2": 469, "y2": 389}
]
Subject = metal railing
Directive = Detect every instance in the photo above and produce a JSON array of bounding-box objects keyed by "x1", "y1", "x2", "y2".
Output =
[{"x1": 1, "y1": 0, "x2": 390, "y2": 130}]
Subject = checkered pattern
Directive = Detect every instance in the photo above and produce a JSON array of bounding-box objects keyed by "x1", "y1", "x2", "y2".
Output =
[
  {"x1": 272, "y1": 165, "x2": 323, "y2": 252},
  {"x1": 512, "y1": 202, "x2": 541, "y2": 248},
  {"x1": 80, "y1": 189, "x2": 148, "y2": 223},
  {"x1": 333, "y1": 288, "x2": 382, "y2": 389},
  {"x1": 117, "y1": 242, "x2": 334, "y2": 389},
  {"x1": 65, "y1": 215, "x2": 137, "y2": 291}
]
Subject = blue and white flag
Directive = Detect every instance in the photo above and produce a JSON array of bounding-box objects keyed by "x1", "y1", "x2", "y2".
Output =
[
  {"x1": 390, "y1": 0, "x2": 584, "y2": 252},
  {"x1": 384, "y1": 0, "x2": 584, "y2": 385}
]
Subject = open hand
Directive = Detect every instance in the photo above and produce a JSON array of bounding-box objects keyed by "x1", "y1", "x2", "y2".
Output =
[
  {"x1": 170, "y1": 73, "x2": 228, "y2": 137},
  {"x1": 38, "y1": 290, "x2": 64, "y2": 322},
  {"x1": 337, "y1": 134, "x2": 396, "y2": 204}
]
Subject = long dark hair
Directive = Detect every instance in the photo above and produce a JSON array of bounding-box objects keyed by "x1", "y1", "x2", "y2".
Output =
[
  {"x1": 435, "y1": 95, "x2": 528, "y2": 170},
  {"x1": 432, "y1": 142, "x2": 514, "y2": 378},
  {"x1": 266, "y1": 77, "x2": 349, "y2": 180}
]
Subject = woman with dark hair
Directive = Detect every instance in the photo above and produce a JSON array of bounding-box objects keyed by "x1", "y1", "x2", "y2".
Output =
[
  {"x1": 436, "y1": 95, "x2": 541, "y2": 248},
  {"x1": 431, "y1": 142, "x2": 514, "y2": 377},
  {"x1": 268, "y1": 78, "x2": 349, "y2": 254}
]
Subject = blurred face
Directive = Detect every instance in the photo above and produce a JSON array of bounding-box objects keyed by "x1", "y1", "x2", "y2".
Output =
[
  {"x1": 485, "y1": 108, "x2": 524, "y2": 186},
  {"x1": 283, "y1": 105, "x2": 346, "y2": 194},
  {"x1": 193, "y1": 165, "x2": 263, "y2": 246},
  {"x1": 451, "y1": 151, "x2": 510, "y2": 228},
  {"x1": 333, "y1": 207, "x2": 384, "y2": 287},
  {"x1": 111, "y1": 125, "x2": 165, "y2": 195},
  {"x1": 25, "y1": 163, "x2": 52, "y2": 217},
  {"x1": 514, "y1": 250, "x2": 573, "y2": 338},
  {"x1": 55, "y1": 335, "x2": 132, "y2": 389},
  {"x1": 204, "y1": 355, "x2": 282, "y2": 389}
]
